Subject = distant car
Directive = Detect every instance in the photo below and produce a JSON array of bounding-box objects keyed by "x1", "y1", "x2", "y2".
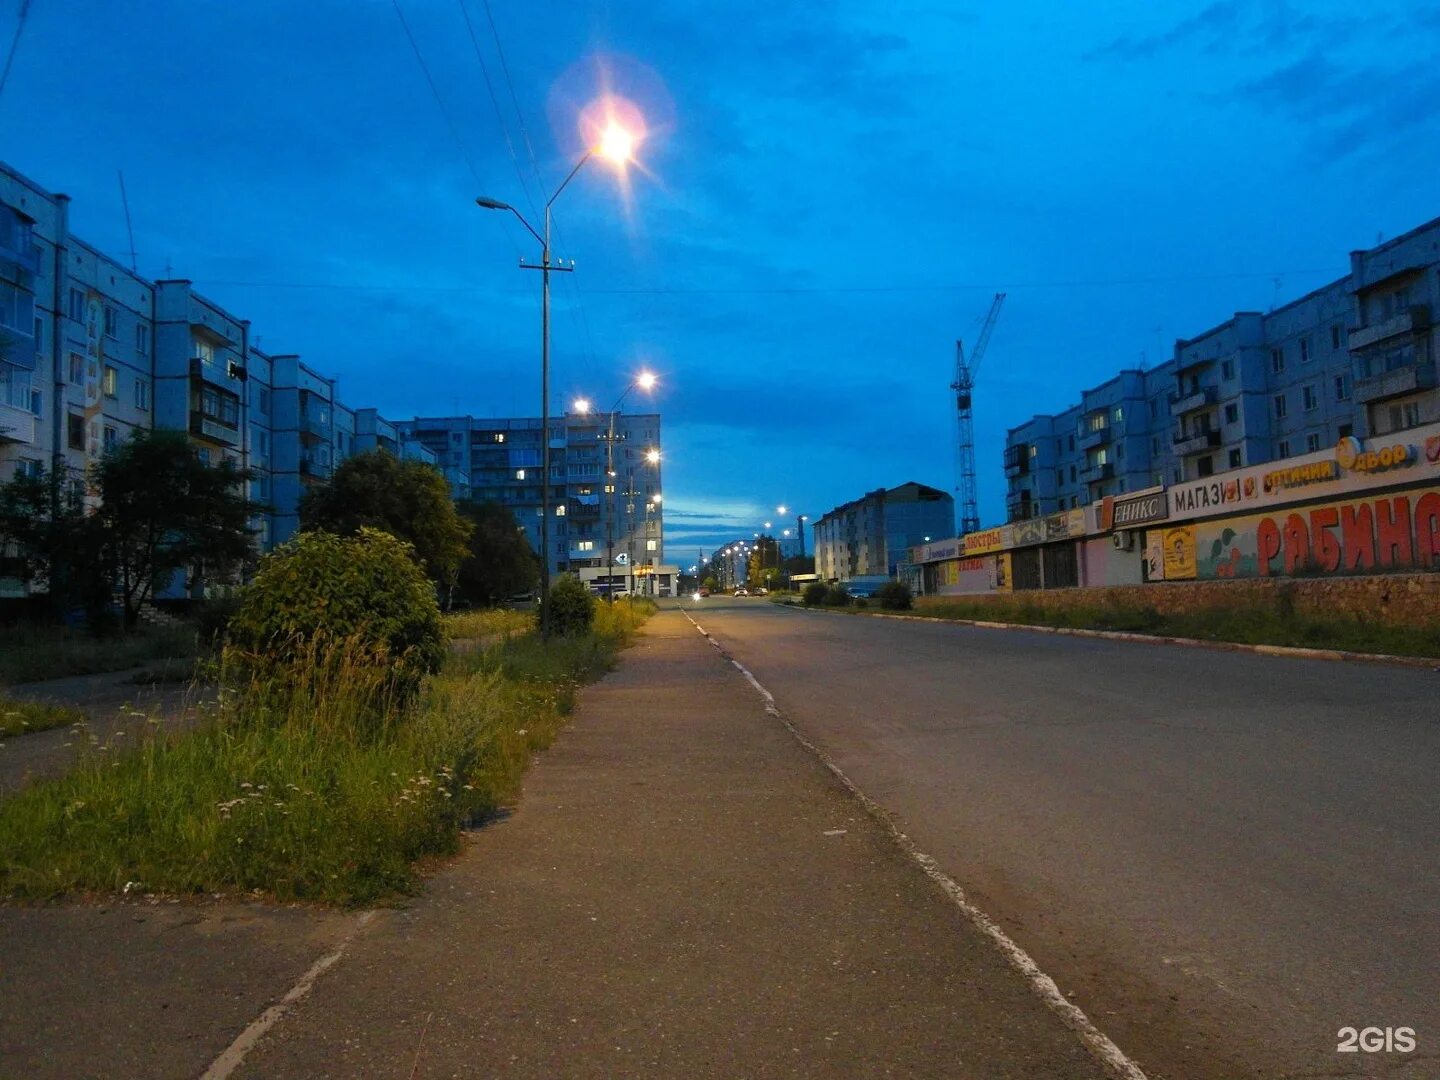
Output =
[
  {"x1": 691, "y1": 591, "x2": 703, "y2": 601},
  {"x1": 698, "y1": 587, "x2": 711, "y2": 597},
  {"x1": 734, "y1": 587, "x2": 749, "y2": 596},
  {"x1": 753, "y1": 586, "x2": 767, "y2": 596}
]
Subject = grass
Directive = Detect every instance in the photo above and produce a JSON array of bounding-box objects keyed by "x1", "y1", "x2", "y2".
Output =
[
  {"x1": 0, "y1": 696, "x2": 87, "y2": 737},
  {"x1": 444, "y1": 608, "x2": 535, "y2": 642},
  {"x1": 0, "y1": 624, "x2": 198, "y2": 685},
  {"x1": 885, "y1": 595, "x2": 1440, "y2": 659},
  {"x1": 0, "y1": 599, "x2": 656, "y2": 906}
]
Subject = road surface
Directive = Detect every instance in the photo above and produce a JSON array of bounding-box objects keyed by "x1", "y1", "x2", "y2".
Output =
[{"x1": 683, "y1": 595, "x2": 1440, "y2": 1080}]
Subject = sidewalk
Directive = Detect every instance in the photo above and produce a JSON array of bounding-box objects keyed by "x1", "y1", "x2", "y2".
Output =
[{"x1": 232, "y1": 609, "x2": 1110, "y2": 1079}]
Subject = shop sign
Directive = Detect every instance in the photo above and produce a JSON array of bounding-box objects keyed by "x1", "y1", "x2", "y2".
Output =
[
  {"x1": 1161, "y1": 526, "x2": 1197, "y2": 580},
  {"x1": 1336, "y1": 436, "x2": 1418, "y2": 475},
  {"x1": 1012, "y1": 518, "x2": 1045, "y2": 547},
  {"x1": 1111, "y1": 491, "x2": 1169, "y2": 528},
  {"x1": 1196, "y1": 485, "x2": 1440, "y2": 579},
  {"x1": 962, "y1": 526, "x2": 1006, "y2": 556},
  {"x1": 1262, "y1": 460, "x2": 1340, "y2": 494},
  {"x1": 916, "y1": 539, "x2": 960, "y2": 563},
  {"x1": 1043, "y1": 508, "x2": 1085, "y2": 542}
]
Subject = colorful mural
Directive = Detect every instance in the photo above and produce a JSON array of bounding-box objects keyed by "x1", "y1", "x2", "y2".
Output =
[{"x1": 1196, "y1": 486, "x2": 1440, "y2": 579}]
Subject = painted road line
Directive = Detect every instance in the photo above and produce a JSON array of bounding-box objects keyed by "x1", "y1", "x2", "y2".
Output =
[
  {"x1": 683, "y1": 609, "x2": 1150, "y2": 1080},
  {"x1": 199, "y1": 910, "x2": 379, "y2": 1080}
]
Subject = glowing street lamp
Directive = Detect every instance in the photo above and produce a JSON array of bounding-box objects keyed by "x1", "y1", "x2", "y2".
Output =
[{"x1": 476, "y1": 106, "x2": 642, "y2": 638}]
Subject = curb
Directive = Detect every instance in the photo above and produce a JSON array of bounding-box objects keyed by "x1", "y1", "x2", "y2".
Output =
[{"x1": 771, "y1": 603, "x2": 1440, "y2": 671}]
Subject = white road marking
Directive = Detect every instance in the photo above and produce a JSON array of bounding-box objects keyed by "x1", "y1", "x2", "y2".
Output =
[
  {"x1": 199, "y1": 910, "x2": 378, "y2": 1080},
  {"x1": 682, "y1": 608, "x2": 1150, "y2": 1080}
]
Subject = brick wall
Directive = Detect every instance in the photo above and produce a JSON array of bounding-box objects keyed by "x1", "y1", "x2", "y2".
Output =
[{"x1": 918, "y1": 574, "x2": 1440, "y2": 629}]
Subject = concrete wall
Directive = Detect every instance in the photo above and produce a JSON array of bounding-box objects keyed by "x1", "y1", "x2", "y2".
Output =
[{"x1": 916, "y1": 573, "x2": 1440, "y2": 630}]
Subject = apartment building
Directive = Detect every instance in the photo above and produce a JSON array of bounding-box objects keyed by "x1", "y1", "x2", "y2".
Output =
[
  {"x1": 0, "y1": 160, "x2": 425, "y2": 597},
  {"x1": 813, "y1": 481, "x2": 954, "y2": 582},
  {"x1": 1004, "y1": 214, "x2": 1440, "y2": 521},
  {"x1": 398, "y1": 407, "x2": 671, "y2": 594}
]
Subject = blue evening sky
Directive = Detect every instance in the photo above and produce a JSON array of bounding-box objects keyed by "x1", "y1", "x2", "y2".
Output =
[{"x1": 4, "y1": 1, "x2": 1440, "y2": 560}]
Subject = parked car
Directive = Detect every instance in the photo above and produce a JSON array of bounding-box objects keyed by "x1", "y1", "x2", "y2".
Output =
[
  {"x1": 753, "y1": 586, "x2": 767, "y2": 596},
  {"x1": 734, "y1": 587, "x2": 749, "y2": 596},
  {"x1": 698, "y1": 587, "x2": 711, "y2": 597}
]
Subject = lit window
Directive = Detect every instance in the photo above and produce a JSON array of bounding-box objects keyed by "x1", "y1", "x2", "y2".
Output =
[
  {"x1": 103, "y1": 365, "x2": 118, "y2": 397},
  {"x1": 556, "y1": 504, "x2": 566, "y2": 516},
  {"x1": 647, "y1": 539, "x2": 658, "y2": 551},
  {"x1": 494, "y1": 433, "x2": 505, "y2": 443},
  {"x1": 578, "y1": 540, "x2": 594, "y2": 551},
  {"x1": 515, "y1": 469, "x2": 526, "y2": 480}
]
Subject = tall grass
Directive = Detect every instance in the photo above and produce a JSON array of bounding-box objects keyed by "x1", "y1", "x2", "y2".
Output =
[
  {"x1": 906, "y1": 596, "x2": 1440, "y2": 658},
  {"x1": 0, "y1": 624, "x2": 198, "y2": 685},
  {"x1": 0, "y1": 696, "x2": 86, "y2": 737},
  {"x1": 0, "y1": 601, "x2": 655, "y2": 905}
]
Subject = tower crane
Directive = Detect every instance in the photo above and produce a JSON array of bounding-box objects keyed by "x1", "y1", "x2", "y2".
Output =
[{"x1": 952, "y1": 293, "x2": 1005, "y2": 536}]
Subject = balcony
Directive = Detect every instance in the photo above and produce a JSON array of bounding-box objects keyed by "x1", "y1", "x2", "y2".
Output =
[
  {"x1": 1354, "y1": 363, "x2": 1437, "y2": 405},
  {"x1": 1170, "y1": 385, "x2": 1217, "y2": 415},
  {"x1": 1002, "y1": 444, "x2": 1030, "y2": 477},
  {"x1": 300, "y1": 411, "x2": 331, "y2": 440},
  {"x1": 300, "y1": 452, "x2": 331, "y2": 480},
  {"x1": 1005, "y1": 495, "x2": 1032, "y2": 522},
  {"x1": 0, "y1": 237, "x2": 40, "y2": 277},
  {"x1": 1078, "y1": 425, "x2": 1110, "y2": 450},
  {"x1": 190, "y1": 412, "x2": 241, "y2": 447},
  {"x1": 190, "y1": 357, "x2": 245, "y2": 391},
  {"x1": 1081, "y1": 461, "x2": 1114, "y2": 483},
  {"x1": 0, "y1": 401, "x2": 35, "y2": 444},
  {"x1": 1348, "y1": 305, "x2": 1430, "y2": 352},
  {"x1": 1172, "y1": 428, "x2": 1221, "y2": 456}
]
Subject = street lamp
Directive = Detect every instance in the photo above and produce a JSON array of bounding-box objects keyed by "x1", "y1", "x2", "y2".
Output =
[
  {"x1": 573, "y1": 370, "x2": 656, "y2": 603},
  {"x1": 477, "y1": 115, "x2": 639, "y2": 638}
]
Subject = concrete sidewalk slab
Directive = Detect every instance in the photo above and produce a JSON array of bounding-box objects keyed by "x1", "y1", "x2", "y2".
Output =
[{"x1": 234, "y1": 610, "x2": 1113, "y2": 1079}]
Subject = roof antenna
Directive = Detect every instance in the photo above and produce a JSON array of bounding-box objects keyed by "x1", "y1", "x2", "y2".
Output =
[{"x1": 117, "y1": 170, "x2": 138, "y2": 273}]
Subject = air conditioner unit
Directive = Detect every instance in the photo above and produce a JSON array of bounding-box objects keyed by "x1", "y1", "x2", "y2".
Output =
[{"x1": 1112, "y1": 530, "x2": 1135, "y2": 551}]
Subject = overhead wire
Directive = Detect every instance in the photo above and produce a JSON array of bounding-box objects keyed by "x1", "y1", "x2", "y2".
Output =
[{"x1": 0, "y1": 0, "x2": 32, "y2": 106}]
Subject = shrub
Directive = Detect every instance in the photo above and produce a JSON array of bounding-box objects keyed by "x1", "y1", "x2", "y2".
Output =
[
  {"x1": 544, "y1": 574, "x2": 595, "y2": 636},
  {"x1": 802, "y1": 582, "x2": 829, "y2": 607},
  {"x1": 822, "y1": 585, "x2": 852, "y2": 607},
  {"x1": 192, "y1": 596, "x2": 242, "y2": 649},
  {"x1": 224, "y1": 528, "x2": 445, "y2": 701},
  {"x1": 877, "y1": 581, "x2": 913, "y2": 611}
]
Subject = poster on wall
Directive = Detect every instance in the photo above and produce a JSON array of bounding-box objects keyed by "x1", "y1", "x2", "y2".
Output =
[
  {"x1": 1144, "y1": 531, "x2": 1165, "y2": 581},
  {"x1": 1195, "y1": 485, "x2": 1440, "y2": 579},
  {"x1": 996, "y1": 552, "x2": 1012, "y2": 592},
  {"x1": 1161, "y1": 526, "x2": 1197, "y2": 580}
]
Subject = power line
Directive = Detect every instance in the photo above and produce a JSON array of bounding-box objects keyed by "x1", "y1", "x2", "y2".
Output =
[{"x1": 0, "y1": 0, "x2": 32, "y2": 106}]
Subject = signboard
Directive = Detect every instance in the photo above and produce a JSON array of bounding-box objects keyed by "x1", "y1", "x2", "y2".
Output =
[
  {"x1": 914, "y1": 538, "x2": 961, "y2": 564},
  {"x1": 1144, "y1": 530, "x2": 1165, "y2": 581},
  {"x1": 961, "y1": 526, "x2": 1007, "y2": 556},
  {"x1": 1168, "y1": 423, "x2": 1440, "y2": 523},
  {"x1": 1042, "y1": 508, "x2": 1085, "y2": 543},
  {"x1": 1161, "y1": 526, "x2": 1197, "y2": 580},
  {"x1": 1110, "y1": 490, "x2": 1169, "y2": 529},
  {"x1": 1196, "y1": 485, "x2": 1440, "y2": 579},
  {"x1": 1012, "y1": 518, "x2": 1045, "y2": 547}
]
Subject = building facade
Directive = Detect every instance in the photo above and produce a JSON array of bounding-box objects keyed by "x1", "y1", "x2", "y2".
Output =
[
  {"x1": 398, "y1": 406, "x2": 675, "y2": 596},
  {"x1": 1005, "y1": 215, "x2": 1440, "y2": 522},
  {"x1": 813, "y1": 481, "x2": 954, "y2": 582},
  {"x1": 0, "y1": 160, "x2": 425, "y2": 598}
]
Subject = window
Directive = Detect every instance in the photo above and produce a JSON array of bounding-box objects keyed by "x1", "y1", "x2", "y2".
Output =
[
  {"x1": 1056, "y1": 469, "x2": 1064, "y2": 487},
  {"x1": 199, "y1": 387, "x2": 240, "y2": 426},
  {"x1": 1331, "y1": 325, "x2": 1343, "y2": 350},
  {"x1": 68, "y1": 352, "x2": 83, "y2": 383},
  {"x1": 1299, "y1": 336, "x2": 1311, "y2": 363},
  {"x1": 1334, "y1": 374, "x2": 1350, "y2": 401},
  {"x1": 1197, "y1": 456, "x2": 1214, "y2": 478},
  {"x1": 1403, "y1": 401, "x2": 1421, "y2": 428},
  {"x1": 1068, "y1": 435, "x2": 1075, "y2": 451},
  {"x1": 256, "y1": 387, "x2": 271, "y2": 415},
  {"x1": 1228, "y1": 449, "x2": 1242, "y2": 468},
  {"x1": 1338, "y1": 423, "x2": 1353, "y2": 439},
  {"x1": 1278, "y1": 439, "x2": 1291, "y2": 457},
  {"x1": 68, "y1": 287, "x2": 84, "y2": 322},
  {"x1": 1149, "y1": 399, "x2": 1159, "y2": 419},
  {"x1": 577, "y1": 540, "x2": 594, "y2": 552},
  {"x1": 1270, "y1": 347, "x2": 1284, "y2": 373},
  {"x1": 515, "y1": 469, "x2": 526, "y2": 480},
  {"x1": 1224, "y1": 403, "x2": 1238, "y2": 424},
  {"x1": 16, "y1": 458, "x2": 41, "y2": 479},
  {"x1": 135, "y1": 379, "x2": 149, "y2": 411},
  {"x1": 1302, "y1": 385, "x2": 1317, "y2": 411},
  {"x1": 67, "y1": 412, "x2": 85, "y2": 450},
  {"x1": 494, "y1": 432, "x2": 505, "y2": 443},
  {"x1": 647, "y1": 539, "x2": 658, "y2": 551},
  {"x1": 1306, "y1": 433, "x2": 1321, "y2": 453},
  {"x1": 103, "y1": 365, "x2": 118, "y2": 398},
  {"x1": 103, "y1": 305, "x2": 118, "y2": 339},
  {"x1": 29, "y1": 389, "x2": 41, "y2": 416},
  {"x1": 1221, "y1": 359, "x2": 1234, "y2": 380},
  {"x1": 1112, "y1": 405, "x2": 1124, "y2": 423},
  {"x1": 1273, "y1": 393, "x2": 1287, "y2": 419},
  {"x1": 1070, "y1": 465, "x2": 1077, "y2": 482},
  {"x1": 103, "y1": 425, "x2": 118, "y2": 452},
  {"x1": 1028, "y1": 444, "x2": 1038, "y2": 458},
  {"x1": 1087, "y1": 412, "x2": 1107, "y2": 433},
  {"x1": 136, "y1": 324, "x2": 149, "y2": 355},
  {"x1": 194, "y1": 338, "x2": 215, "y2": 365},
  {"x1": 33, "y1": 315, "x2": 42, "y2": 354},
  {"x1": 0, "y1": 281, "x2": 34, "y2": 333}
]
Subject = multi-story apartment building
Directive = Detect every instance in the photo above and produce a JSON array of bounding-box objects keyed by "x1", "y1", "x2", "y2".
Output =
[
  {"x1": 0, "y1": 160, "x2": 426, "y2": 598},
  {"x1": 813, "y1": 481, "x2": 954, "y2": 582},
  {"x1": 398, "y1": 407, "x2": 672, "y2": 595},
  {"x1": 1005, "y1": 214, "x2": 1440, "y2": 521}
]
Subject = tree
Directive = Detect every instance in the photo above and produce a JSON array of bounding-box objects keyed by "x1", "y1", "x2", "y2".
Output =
[
  {"x1": 452, "y1": 500, "x2": 539, "y2": 606},
  {"x1": 299, "y1": 450, "x2": 471, "y2": 586},
  {"x1": 95, "y1": 429, "x2": 259, "y2": 626},
  {"x1": 0, "y1": 463, "x2": 111, "y2": 621},
  {"x1": 747, "y1": 535, "x2": 781, "y2": 589}
]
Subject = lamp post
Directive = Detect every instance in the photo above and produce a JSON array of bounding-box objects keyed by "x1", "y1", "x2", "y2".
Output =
[
  {"x1": 573, "y1": 371, "x2": 655, "y2": 602},
  {"x1": 476, "y1": 119, "x2": 637, "y2": 639}
]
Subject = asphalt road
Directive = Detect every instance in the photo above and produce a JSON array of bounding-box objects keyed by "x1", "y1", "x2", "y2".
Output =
[{"x1": 682, "y1": 595, "x2": 1440, "y2": 1080}]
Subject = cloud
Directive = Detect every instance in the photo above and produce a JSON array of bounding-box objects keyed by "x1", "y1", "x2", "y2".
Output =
[{"x1": 1084, "y1": 1, "x2": 1245, "y2": 62}]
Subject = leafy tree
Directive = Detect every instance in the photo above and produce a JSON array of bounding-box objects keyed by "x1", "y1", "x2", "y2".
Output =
[
  {"x1": 95, "y1": 429, "x2": 259, "y2": 626},
  {"x1": 747, "y1": 535, "x2": 781, "y2": 589},
  {"x1": 299, "y1": 450, "x2": 471, "y2": 586},
  {"x1": 452, "y1": 500, "x2": 538, "y2": 606},
  {"x1": 0, "y1": 463, "x2": 110, "y2": 621}
]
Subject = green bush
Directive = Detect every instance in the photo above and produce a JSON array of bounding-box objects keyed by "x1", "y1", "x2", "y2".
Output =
[
  {"x1": 802, "y1": 582, "x2": 829, "y2": 607},
  {"x1": 877, "y1": 581, "x2": 913, "y2": 610},
  {"x1": 544, "y1": 574, "x2": 595, "y2": 636},
  {"x1": 822, "y1": 585, "x2": 852, "y2": 607},
  {"x1": 224, "y1": 528, "x2": 445, "y2": 700}
]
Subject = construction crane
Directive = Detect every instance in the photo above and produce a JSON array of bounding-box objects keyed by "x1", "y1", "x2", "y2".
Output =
[{"x1": 952, "y1": 293, "x2": 1006, "y2": 536}]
